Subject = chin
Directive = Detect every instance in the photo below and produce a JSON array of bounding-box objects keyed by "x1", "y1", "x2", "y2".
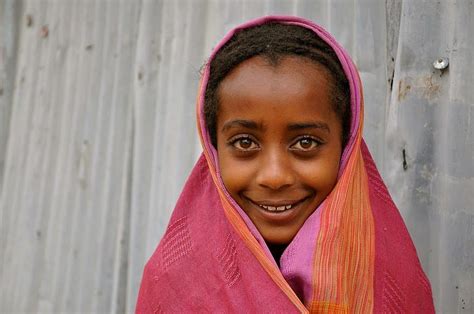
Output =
[{"x1": 262, "y1": 230, "x2": 297, "y2": 245}]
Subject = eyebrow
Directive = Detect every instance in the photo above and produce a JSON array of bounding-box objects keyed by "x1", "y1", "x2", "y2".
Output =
[
  {"x1": 221, "y1": 120, "x2": 330, "y2": 133},
  {"x1": 221, "y1": 119, "x2": 262, "y2": 132},
  {"x1": 287, "y1": 122, "x2": 330, "y2": 133}
]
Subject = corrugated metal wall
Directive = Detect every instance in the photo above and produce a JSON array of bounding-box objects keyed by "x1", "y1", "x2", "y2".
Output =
[{"x1": 0, "y1": 0, "x2": 472, "y2": 312}]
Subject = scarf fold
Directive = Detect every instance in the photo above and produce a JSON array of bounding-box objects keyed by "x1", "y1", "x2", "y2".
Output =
[{"x1": 136, "y1": 16, "x2": 434, "y2": 313}]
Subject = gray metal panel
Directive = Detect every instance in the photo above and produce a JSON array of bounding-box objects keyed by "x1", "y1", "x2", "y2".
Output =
[
  {"x1": 1, "y1": 0, "x2": 139, "y2": 312},
  {"x1": 0, "y1": 0, "x2": 20, "y2": 198},
  {"x1": 0, "y1": 0, "x2": 472, "y2": 312},
  {"x1": 385, "y1": 1, "x2": 474, "y2": 312}
]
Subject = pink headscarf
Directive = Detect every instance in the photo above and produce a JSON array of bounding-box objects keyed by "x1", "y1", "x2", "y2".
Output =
[{"x1": 136, "y1": 16, "x2": 434, "y2": 313}]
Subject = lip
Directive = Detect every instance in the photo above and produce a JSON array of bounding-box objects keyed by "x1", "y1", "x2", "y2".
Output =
[{"x1": 243, "y1": 195, "x2": 311, "y2": 224}]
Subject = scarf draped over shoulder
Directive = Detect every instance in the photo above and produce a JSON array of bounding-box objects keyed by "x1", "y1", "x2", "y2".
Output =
[{"x1": 136, "y1": 16, "x2": 435, "y2": 313}]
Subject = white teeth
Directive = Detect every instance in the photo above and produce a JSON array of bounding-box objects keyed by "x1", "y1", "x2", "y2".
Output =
[{"x1": 259, "y1": 204, "x2": 293, "y2": 212}]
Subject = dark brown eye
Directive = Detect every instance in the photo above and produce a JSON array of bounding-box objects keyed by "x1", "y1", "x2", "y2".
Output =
[
  {"x1": 230, "y1": 136, "x2": 259, "y2": 151},
  {"x1": 299, "y1": 138, "x2": 313, "y2": 149},
  {"x1": 290, "y1": 136, "x2": 320, "y2": 151},
  {"x1": 239, "y1": 138, "x2": 252, "y2": 149}
]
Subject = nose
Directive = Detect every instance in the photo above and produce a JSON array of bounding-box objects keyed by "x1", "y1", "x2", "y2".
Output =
[{"x1": 255, "y1": 148, "x2": 295, "y2": 190}]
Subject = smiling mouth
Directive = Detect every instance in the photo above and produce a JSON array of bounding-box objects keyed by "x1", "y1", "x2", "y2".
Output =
[
  {"x1": 246, "y1": 197, "x2": 308, "y2": 213},
  {"x1": 259, "y1": 204, "x2": 294, "y2": 212}
]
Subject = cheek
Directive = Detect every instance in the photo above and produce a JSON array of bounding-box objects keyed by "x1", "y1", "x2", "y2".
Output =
[
  {"x1": 296, "y1": 152, "x2": 341, "y2": 193},
  {"x1": 218, "y1": 150, "x2": 256, "y2": 197}
]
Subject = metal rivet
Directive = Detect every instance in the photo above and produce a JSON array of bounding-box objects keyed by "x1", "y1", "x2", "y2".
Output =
[{"x1": 433, "y1": 57, "x2": 449, "y2": 70}]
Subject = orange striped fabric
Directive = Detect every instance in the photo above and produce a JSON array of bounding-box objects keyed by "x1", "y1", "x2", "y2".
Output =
[
  {"x1": 310, "y1": 136, "x2": 375, "y2": 313},
  {"x1": 308, "y1": 78, "x2": 375, "y2": 313}
]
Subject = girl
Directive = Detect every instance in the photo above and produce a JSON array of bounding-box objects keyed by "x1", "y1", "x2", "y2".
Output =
[{"x1": 136, "y1": 16, "x2": 434, "y2": 313}]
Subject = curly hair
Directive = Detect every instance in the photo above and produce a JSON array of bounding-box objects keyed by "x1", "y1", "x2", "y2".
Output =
[{"x1": 204, "y1": 22, "x2": 351, "y2": 148}]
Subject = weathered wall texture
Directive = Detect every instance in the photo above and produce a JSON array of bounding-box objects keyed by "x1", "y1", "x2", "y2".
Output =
[{"x1": 0, "y1": 0, "x2": 472, "y2": 312}]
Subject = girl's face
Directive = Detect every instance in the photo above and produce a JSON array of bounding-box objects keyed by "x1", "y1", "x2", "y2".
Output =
[{"x1": 216, "y1": 56, "x2": 343, "y2": 245}]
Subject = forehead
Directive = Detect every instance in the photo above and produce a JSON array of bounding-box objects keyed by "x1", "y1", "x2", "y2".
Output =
[
  {"x1": 220, "y1": 55, "x2": 331, "y2": 93},
  {"x1": 217, "y1": 56, "x2": 336, "y2": 125}
]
